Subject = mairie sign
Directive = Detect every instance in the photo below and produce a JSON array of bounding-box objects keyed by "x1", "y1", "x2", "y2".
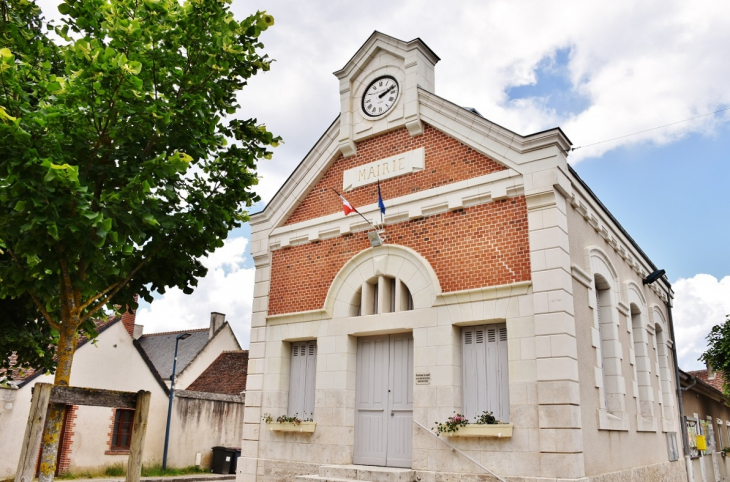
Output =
[{"x1": 342, "y1": 147, "x2": 424, "y2": 191}]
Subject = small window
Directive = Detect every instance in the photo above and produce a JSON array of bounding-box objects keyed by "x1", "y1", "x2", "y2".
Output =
[
  {"x1": 352, "y1": 276, "x2": 414, "y2": 316},
  {"x1": 111, "y1": 409, "x2": 135, "y2": 450},
  {"x1": 461, "y1": 324, "x2": 509, "y2": 423},
  {"x1": 288, "y1": 341, "x2": 317, "y2": 419}
]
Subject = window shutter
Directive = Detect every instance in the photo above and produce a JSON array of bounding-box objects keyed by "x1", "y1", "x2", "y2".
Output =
[
  {"x1": 462, "y1": 324, "x2": 509, "y2": 422},
  {"x1": 288, "y1": 342, "x2": 306, "y2": 417},
  {"x1": 462, "y1": 326, "x2": 478, "y2": 421},
  {"x1": 289, "y1": 341, "x2": 317, "y2": 419},
  {"x1": 303, "y1": 341, "x2": 317, "y2": 419},
  {"x1": 497, "y1": 325, "x2": 509, "y2": 422}
]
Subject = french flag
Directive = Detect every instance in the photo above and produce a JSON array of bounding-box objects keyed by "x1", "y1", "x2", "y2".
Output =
[{"x1": 340, "y1": 195, "x2": 356, "y2": 216}]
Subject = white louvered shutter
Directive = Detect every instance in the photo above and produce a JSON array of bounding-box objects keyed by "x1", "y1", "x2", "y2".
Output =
[
  {"x1": 303, "y1": 341, "x2": 317, "y2": 419},
  {"x1": 288, "y1": 341, "x2": 317, "y2": 419},
  {"x1": 462, "y1": 324, "x2": 510, "y2": 423}
]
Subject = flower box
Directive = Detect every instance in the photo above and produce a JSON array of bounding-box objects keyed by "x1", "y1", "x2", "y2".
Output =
[
  {"x1": 266, "y1": 421, "x2": 316, "y2": 433},
  {"x1": 444, "y1": 423, "x2": 513, "y2": 438}
]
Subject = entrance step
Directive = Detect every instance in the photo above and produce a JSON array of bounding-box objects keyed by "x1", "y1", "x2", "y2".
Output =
[
  {"x1": 295, "y1": 477, "x2": 359, "y2": 482},
  {"x1": 321, "y1": 465, "x2": 415, "y2": 482}
]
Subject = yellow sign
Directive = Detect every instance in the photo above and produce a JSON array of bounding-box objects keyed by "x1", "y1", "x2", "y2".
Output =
[{"x1": 697, "y1": 435, "x2": 707, "y2": 451}]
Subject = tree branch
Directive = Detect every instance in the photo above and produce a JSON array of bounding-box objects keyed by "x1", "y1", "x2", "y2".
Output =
[
  {"x1": 29, "y1": 292, "x2": 60, "y2": 330},
  {"x1": 80, "y1": 255, "x2": 152, "y2": 321}
]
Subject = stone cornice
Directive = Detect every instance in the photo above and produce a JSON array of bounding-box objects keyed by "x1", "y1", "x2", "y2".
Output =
[
  {"x1": 566, "y1": 175, "x2": 669, "y2": 303},
  {"x1": 418, "y1": 89, "x2": 572, "y2": 162},
  {"x1": 333, "y1": 32, "x2": 440, "y2": 80}
]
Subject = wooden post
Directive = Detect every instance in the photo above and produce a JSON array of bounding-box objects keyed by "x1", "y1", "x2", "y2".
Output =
[
  {"x1": 126, "y1": 390, "x2": 151, "y2": 482},
  {"x1": 15, "y1": 383, "x2": 53, "y2": 482}
]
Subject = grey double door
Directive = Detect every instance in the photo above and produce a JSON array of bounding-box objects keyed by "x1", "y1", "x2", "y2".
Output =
[{"x1": 353, "y1": 333, "x2": 413, "y2": 468}]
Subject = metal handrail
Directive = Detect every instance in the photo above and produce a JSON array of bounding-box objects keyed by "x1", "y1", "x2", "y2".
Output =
[{"x1": 413, "y1": 420, "x2": 507, "y2": 482}]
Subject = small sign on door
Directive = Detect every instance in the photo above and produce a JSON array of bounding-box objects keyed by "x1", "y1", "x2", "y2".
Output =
[{"x1": 415, "y1": 372, "x2": 430, "y2": 385}]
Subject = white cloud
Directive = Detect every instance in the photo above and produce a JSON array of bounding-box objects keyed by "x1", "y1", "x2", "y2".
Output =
[
  {"x1": 673, "y1": 274, "x2": 730, "y2": 371},
  {"x1": 134, "y1": 236, "x2": 255, "y2": 347}
]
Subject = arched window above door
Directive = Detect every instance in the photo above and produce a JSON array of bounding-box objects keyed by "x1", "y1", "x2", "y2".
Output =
[{"x1": 351, "y1": 275, "x2": 414, "y2": 316}]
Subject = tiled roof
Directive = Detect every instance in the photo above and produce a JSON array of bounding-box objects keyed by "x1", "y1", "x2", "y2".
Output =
[
  {"x1": 137, "y1": 327, "x2": 215, "y2": 380},
  {"x1": 186, "y1": 350, "x2": 248, "y2": 395},
  {"x1": 686, "y1": 368, "x2": 725, "y2": 392}
]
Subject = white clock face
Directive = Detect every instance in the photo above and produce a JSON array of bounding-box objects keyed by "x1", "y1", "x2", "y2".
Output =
[{"x1": 362, "y1": 76, "x2": 399, "y2": 117}]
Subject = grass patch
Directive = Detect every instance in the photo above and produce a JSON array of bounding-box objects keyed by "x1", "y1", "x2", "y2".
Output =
[
  {"x1": 29, "y1": 464, "x2": 207, "y2": 480},
  {"x1": 141, "y1": 465, "x2": 208, "y2": 477},
  {"x1": 104, "y1": 464, "x2": 125, "y2": 477},
  {"x1": 56, "y1": 471, "x2": 94, "y2": 480}
]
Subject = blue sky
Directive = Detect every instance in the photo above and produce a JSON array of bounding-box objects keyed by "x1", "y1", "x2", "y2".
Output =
[{"x1": 87, "y1": 0, "x2": 729, "y2": 371}]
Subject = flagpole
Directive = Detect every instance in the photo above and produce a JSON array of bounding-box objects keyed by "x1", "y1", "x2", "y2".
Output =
[
  {"x1": 378, "y1": 179, "x2": 384, "y2": 227},
  {"x1": 331, "y1": 188, "x2": 377, "y2": 229}
]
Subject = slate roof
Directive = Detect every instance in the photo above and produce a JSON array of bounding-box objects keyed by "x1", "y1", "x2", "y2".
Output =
[
  {"x1": 686, "y1": 368, "x2": 725, "y2": 392},
  {"x1": 187, "y1": 350, "x2": 249, "y2": 395},
  {"x1": 136, "y1": 324, "x2": 232, "y2": 381}
]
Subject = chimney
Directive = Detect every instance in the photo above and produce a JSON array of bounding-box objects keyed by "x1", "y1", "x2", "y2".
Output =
[
  {"x1": 707, "y1": 361, "x2": 716, "y2": 380},
  {"x1": 209, "y1": 312, "x2": 226, "y2": 339},
  {"x1": 121, "y1": 295, "x2": 139, "y2": 339}
]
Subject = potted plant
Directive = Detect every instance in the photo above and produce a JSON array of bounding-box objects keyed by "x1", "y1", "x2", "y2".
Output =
[
  {"x1": 433, "y1": 411, "x2": 513, "y2": 438},
  {"x1": 262, "y1": 413, "x2": 317, "y2": 433}
]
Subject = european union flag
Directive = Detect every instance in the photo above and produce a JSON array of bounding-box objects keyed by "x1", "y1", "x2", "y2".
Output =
[{"x1": 377, "y1": 180, "x2": 386, "y2": 215}]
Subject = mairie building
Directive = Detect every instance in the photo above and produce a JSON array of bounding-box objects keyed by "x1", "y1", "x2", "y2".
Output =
[{"x1": 238, "y1": 32, "x2": 685, "y2": 482}]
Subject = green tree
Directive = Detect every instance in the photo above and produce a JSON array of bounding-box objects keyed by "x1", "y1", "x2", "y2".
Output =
[
  {"x1": 700, "y1": 315, "x2": 730, "y2": 396},
  {"x1": 0, "y1": 0, "x2": 278, "y2": 478}
]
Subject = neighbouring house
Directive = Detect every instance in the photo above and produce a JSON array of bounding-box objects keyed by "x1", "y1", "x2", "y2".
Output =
[
  {"x1": 0, "y1": 311, "x2": 246, "y2": 478},
  {"x1": 238, "y1": 32, "x2": 685, "y2": 482},
  {"x1": 680, "y1": 368, "x2": 730, "y2": 482}
]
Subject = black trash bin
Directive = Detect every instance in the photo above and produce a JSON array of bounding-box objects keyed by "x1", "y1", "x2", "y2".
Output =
[
  {"x1": 211, "y1": 446, "x2": 236, "y2": 474},
  {"x1": 229, "y1": 448, "x2": 241, "y2": 474}
]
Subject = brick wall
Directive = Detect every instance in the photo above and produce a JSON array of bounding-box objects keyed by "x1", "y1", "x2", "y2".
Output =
[
  {"x1": 269, "y1": 197, "x2": 530, "y2": 315},
  {"x1": 56, "y1": 405, "x2": 77, "y2": 475},
  {"x1": 284, "y1": 124, "x2": 506, "y2": 226}
]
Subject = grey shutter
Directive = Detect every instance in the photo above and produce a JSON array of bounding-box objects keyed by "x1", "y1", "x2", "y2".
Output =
[
  {"x1": 303, "y1": 341, "x2": 317, "y2": 419},
  {"x1": 288, "y1": 341, "x2": 317, "y2": 418},
  {"x1": 288, "y1": 342, "x2": 306, "y2": 417},
  {"x1": 462, "y1": 324, "x2": 510, "y2": 423}
]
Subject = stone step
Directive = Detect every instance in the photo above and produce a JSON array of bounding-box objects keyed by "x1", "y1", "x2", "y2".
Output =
[
  {"x1": 295, "y1": 476, "x2": 360, "y2": 482},
  {"x1": 319, "y1": 465, "x2": 415, "y2": 482}
]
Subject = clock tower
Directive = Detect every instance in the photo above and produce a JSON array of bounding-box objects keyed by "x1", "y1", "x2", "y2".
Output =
[{"x1": 333, "y1": 32, "x2": 440, "y2": 157}]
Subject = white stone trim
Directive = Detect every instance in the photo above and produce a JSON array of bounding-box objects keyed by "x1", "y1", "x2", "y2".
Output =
[
  {"x1": 584, "y1": 246, "x2": 629, "y2": 429},
  {"x1": 342, "y1": 147, "x2": 424, "y2": 191},
  {"x1": 570, "y1": 264, "x2": 592, "y2": 288},
  {"x1": 433, "y1": 281, "x2": 531, "y2": 306}
]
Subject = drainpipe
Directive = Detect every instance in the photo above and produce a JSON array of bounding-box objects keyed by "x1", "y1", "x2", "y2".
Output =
[{"x1": 667, "y1": 291, "x2": 692, "y2": 478}]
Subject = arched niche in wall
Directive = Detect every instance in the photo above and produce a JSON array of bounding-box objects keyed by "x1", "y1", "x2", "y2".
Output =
[{"x1": 324, "y1": 245, "x2": 441, "y2": 319}]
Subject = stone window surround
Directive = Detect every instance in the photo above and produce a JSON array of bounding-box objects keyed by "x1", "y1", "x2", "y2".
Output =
[
  {"x1": 585, "y1": 246, "x2": 629, "y2": 431},
  {"x1": 626, "y1": 281, "x2": 657, "y2": 432},
  {"x1": 651, "y1": 305, "x2": 676, "y2": 432}
]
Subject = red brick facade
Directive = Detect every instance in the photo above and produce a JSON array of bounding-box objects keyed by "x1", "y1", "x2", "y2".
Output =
[
  {"x1": 284, "y1": 124, "x2": 507, "y2": 226},
  {"x1": 269, "y1": 198, "x2": 530, "y2": 315},
  {"x1": 56, "y1": 405, "x2": 77, "y2": 475}
]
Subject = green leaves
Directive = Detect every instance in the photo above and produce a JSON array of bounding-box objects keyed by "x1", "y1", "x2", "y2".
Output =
[
  {"x1": 700, "y1": 314, "x2": 730, "y2": 397},
  {"x1": 0, "y1": 0, "x2": 280, "y2": 372}
]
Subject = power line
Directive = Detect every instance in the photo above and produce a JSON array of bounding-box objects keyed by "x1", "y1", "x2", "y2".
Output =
[{"x1": 571, "y1": 106, "x2": 730, "y2": 152}]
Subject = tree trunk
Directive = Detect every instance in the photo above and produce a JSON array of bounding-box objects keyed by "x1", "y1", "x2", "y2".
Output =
[{"x1": 38, "y1": 322, "x2": 78, "y2": 482}]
